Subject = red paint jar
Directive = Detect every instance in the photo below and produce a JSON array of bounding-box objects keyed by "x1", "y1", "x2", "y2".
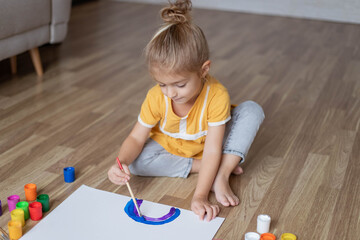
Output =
[{"x1": 29, "y1": 202, "x2": 43, "y2": 221}]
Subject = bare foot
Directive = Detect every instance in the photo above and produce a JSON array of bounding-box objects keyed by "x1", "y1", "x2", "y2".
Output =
[
  {"x1": 212, "y1": 175, "x2": 239, "y2": 207},
  {"x1": 232, "y1": 165, "x2": 243, "y2": 175}
]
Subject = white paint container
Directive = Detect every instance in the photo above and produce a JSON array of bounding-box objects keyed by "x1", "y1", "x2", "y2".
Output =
[
  {"x1": 244, "y1": 232, "x2": 260, "y2": 240},
  {"x1": 257, "y1": 214, "x2": 271, "y2": 234}
]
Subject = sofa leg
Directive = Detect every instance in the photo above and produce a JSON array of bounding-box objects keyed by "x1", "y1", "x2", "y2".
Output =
[
  {"x1": 10, "y1": 56, "x2": 17, "y2": 74},
  {"x1": 29, "y1": 47, "x2": 43, "y2": 77}
]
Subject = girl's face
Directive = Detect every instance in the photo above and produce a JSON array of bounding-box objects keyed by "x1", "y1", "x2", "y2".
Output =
[
  {"x1": 151, "y1": 61, "x2": 210, "y2": 105},
  {"x1": 152, "y1": 70, "x2": 202, "y2": 105}
]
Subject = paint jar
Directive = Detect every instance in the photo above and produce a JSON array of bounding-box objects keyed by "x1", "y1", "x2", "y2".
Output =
[
  {"x1": 63, "y1": 167, "x2": 75, "y2": 183},
  {"x1": 8, "y1": 220, "x2": 22, "y2": 240},
  {"x1": 24, "y1": 183, "x2": 37, "y2": 201},
  {"x1": 11, "y1": 209, "x2": 25, "y2": 227},
  {"x1": 257, "y1": 214, "x2": 271, "y2": 234},
  {"x1": 260, "y1": 233, "x2": 276, "y2": 240},
  {"x1": 29, "y1": 202, "x2": 43, "y2": 221},
  {"x1": 7, "y1": 195, "x2": 20, "y2": 212},
  {"x1": 37, "y1": 194, "x2": 50, "y2": 212},
  {"x1": 280, "y1": 233, "x2": 297, "y2": 240},
  {"x1": 245, "y1": 232, "x2": 260, "y2": 240},
  {"x1": 16, "y1": 201, "x2": 30, "y2": 220}
]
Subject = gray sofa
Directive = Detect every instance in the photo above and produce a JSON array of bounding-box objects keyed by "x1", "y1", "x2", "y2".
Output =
[{"x1": 0, "y1": 0, "x2": 72, "y2": 76}]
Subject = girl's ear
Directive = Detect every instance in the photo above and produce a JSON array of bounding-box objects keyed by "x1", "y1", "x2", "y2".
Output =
[{"x1": 201, "y1": 60, "x2": 211, "y2": 78}]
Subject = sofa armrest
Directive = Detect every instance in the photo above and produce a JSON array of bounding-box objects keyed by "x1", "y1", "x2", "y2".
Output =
[{"x1": 50, "y1": 0, "x2": 72, "y2": 43}]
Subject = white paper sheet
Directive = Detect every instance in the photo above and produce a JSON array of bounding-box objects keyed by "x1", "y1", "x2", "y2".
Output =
[{"x1": 21, "y1": 185, "x2": 224, "y2": 240}]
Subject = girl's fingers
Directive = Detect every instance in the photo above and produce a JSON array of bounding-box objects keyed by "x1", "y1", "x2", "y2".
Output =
[
  {"x1": 113, "y1": 165, "x2": 130, "y2": 180},
  {"x1": 122, "y1": 164, "x2": 131, "y2": 175},
  {"x1": 116, "y1": 174, "x2": 130, "y2": 183},
  {"x1": 109, "y1": 175, "x2": 124, "y2": 185},
  {"x1": 211, "y1": 205, "x2": 219, "y2": 220},
  {"x1": 109, "y1": 168, "x2": 130, "y2": 184},
  {"x1": 204, "y1": 205, "x2": 213, "y2": 221},
  {"x1": 198, "y1": 207, "x2": 206, "y2": 221},
  {"x1": 192, "y1": 201, "x2": 220, "y2": 221}
]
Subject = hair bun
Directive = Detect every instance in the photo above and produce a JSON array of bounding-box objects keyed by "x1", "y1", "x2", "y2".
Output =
[{"x1": 161, "y1": 0, "x2": 192, "y2": 24}]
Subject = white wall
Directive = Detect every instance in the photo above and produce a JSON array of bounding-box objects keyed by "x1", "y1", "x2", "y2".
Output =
[{"x1": 111, "y1": 0, "x2": 360, "y2": 24}]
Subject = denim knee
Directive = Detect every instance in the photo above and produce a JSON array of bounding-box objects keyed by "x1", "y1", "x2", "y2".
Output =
[
  {"x1": 233, "y1": 100, "x2": 265, "y2": 121},
  {"x1": 222, "y1": 100, "x2": 265, "y2": 163},
  {"x1": 128, "y1": 159, "x2": 146, "y2": 176}
]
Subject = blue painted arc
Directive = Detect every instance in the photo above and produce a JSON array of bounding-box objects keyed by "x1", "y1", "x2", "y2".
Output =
[{"x1": 124, "y1": 199, "x2": 181, "y2": 225}]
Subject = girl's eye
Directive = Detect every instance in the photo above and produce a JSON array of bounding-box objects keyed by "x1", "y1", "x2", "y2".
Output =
[
  {"x1": 159, "y1": 84, "x2": 166, "y2": 87},
  {"x1": 177, "y1": 84, "x2": 186, "y2": 88}
]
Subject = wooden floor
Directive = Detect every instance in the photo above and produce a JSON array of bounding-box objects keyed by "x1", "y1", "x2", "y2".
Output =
[{"x1": 1, "y1": 1, "x2": 360, "y2": 239}]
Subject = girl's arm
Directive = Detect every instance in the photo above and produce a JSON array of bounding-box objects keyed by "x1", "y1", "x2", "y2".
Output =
[
  {"x1": 191, "y1": 124, "x2": 225, "y2": 221},
  {"x1": 108, "y1": 121, "x2": 152, "y2": 185},
  {"x1": 117, "y1": 121, "x2": 152, "y2": 165}
]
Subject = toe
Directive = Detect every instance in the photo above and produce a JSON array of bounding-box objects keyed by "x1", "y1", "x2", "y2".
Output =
[
  {"x1": 234, "y1": 196, "x2": 240, "y2": 205},
  {"x1": 232, "y1": 166, "x2": 244, "y2": 175},
  {"x1": 231, "y1": 194, "x2": 240, "y2": 206},
  {"x1": 227, "y1": 194, "x2": 236, "y2": 206},
  {"x1": 217, "y1": 194, "x2": 230, "y2": 207},
  {"x1": 222, "y1": 200, "x2": 230, "y2": 207}
]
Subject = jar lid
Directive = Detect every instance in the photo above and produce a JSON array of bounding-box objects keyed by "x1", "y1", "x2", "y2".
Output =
[
  {"x1": 280, "y1": 233, "x2": 297, "y2": 240},
  {"x1": 261, "y1": 233, "x2": 276, "y2": 240},
  {"x1": 245, "y1": 232, "x2": 260, "y2": 240}
]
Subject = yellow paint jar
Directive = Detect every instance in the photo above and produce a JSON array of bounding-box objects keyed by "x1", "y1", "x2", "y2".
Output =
[
  {"x1": 8, "y1": 220, "x2": 22, "y2": 240},
  {"x1": 11, "y1": 209, "x2": 25, "y2": 227}
]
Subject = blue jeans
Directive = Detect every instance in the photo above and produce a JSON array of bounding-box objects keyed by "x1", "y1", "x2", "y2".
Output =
[{"x1": 129, "y1": 101, "x2": 265, "y2": 178}]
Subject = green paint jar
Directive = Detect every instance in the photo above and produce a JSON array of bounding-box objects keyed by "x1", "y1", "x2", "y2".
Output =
[
  {"x1": 36, "y1": 194, "x2": 50, "y2": 212},
  {"x1": 16, "y1": 201, "x2": 29, "y2": 220}
]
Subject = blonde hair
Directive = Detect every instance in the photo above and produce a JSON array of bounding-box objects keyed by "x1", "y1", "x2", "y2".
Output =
[{"x1": 145, "y1": 0, "x2": 209, "y2": 75}]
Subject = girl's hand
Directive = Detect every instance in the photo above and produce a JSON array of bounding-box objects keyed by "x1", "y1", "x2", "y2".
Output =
[
  {"x1": 191, "y1": 196, "x2": 220, "y2": 221},
  {"x1": 107, "y1": 162, "x2": 131, "y2": 185}
]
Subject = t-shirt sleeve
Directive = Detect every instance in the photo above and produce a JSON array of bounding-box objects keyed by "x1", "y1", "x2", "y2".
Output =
[
  {"x1": 138, "y1": 89, "x2": 161, "y2": 128},
  {"x1": 207, "y1": 89, "x2": 231, "y2": 126}
]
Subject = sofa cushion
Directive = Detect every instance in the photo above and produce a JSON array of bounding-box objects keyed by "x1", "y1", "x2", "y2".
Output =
[{"x1": 0, "y1": 0, "x2": 51, "y2": 40}]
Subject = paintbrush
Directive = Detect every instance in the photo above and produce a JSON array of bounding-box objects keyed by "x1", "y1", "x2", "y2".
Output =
[{"x1": 116, "y1": 157, "x2": 142, "y2": 217}]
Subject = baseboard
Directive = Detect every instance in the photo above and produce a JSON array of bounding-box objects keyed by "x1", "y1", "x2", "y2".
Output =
[{"x1": 108, "y1": 0, "x2": 360, "y2": 24}]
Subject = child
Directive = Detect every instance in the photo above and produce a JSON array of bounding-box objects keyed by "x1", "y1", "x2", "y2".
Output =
[{"x1": 108, "y1": 0, "x2": 264, "y2": 221}]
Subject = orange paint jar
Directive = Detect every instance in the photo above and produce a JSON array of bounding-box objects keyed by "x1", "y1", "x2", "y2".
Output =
[{"x1": 24, "y1": 183, "x2": 37, "y2": 201}]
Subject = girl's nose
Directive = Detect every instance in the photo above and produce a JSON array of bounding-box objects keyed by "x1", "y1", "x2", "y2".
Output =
[{"x1": 167, "y1": 88, "x2": 177, "y2": 98}]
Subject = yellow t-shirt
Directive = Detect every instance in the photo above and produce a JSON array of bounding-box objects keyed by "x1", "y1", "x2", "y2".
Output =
[{"x1": 138, "y1": 75, "x2": 231, "y2": 159}]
